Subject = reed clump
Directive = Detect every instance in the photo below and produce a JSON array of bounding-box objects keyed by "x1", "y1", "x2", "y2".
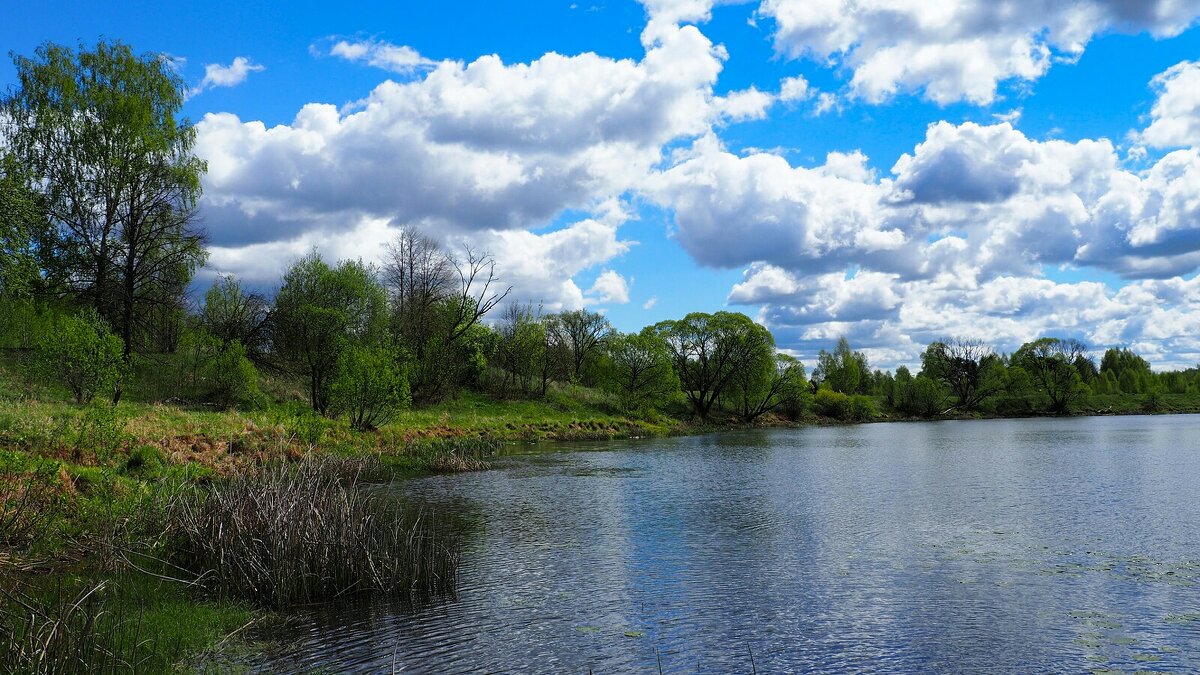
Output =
[
  {"x1": 165, "y1": 456, "x2": 461, "y2": 609},
  {"x1": 405, "y1": 438, "x2": 500, "y2": 473}
]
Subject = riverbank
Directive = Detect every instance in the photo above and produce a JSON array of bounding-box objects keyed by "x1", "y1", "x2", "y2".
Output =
[{"x1": 5, "y1": 368, "x2": 1200, "y2": 670}]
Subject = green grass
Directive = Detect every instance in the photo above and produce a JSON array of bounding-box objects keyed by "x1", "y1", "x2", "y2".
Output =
[{"x1": 2, "y1": 570, "x2": 253, "y2": 674}]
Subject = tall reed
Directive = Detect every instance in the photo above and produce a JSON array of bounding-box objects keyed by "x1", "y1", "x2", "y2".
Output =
[{"x1": 166, "y1": 456, "x2": 461, "y2": 609}]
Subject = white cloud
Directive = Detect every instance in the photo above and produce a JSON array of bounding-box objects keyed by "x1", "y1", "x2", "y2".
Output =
[
  {"x1": 327, "y1": 38, "x2": 434, "y2": 74},
  {"x1": 643, "y1": 296, "x2": 658, "y2": 310},
  {"x1": 715, "y1": 86, "x2": 774, "y2": 121},
  {"x1": 779, "y1": 75, "x2": 810, "y2": 102},
  {"x1": 651, "y1": 113, "x2": 1200, "y2": 369},
  {"x1": 586, "y1": 269, "x2": 632, "y2": 304},
  {"x1": 195, "y1": 56, "x2": 264, "y2": 95},
  {"x1": 196, "y1": 23, "x2": 726, "y2": 251},
  {"x1": 758, "y1": 0, "x2": 1200, "y2": 105},
  {"x1": 1138, "y1": 60, "x2": 1200, "y2": 149}
]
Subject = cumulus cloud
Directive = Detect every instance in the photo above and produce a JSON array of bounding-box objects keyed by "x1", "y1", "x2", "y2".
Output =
[
  {"x1": 1138, "y1": 60, "x2": 1200, "y2": 149},
  {"x1": 196, "y1": 23, "x2": 726, "y2": 252},
  {"x1": 192, "y1": 56, "x2": 264, "y2": 96},
  {"x1": 326, "y1": 38, "x2": 434, "y2": 74},
  {"x1": 192, "y1": 17, "x2": 737, "y2": 332},
  {"x1": 586, "y1": 269, "x2": 632, "y2": 304},
  {"x1": 649, "y1": 114, "x2": 1200, "y2": 369},
  {"x1": 778, "y1": 75, "x2": 810, "y2": 102},
  {"x1": 645, "y1": 135, "x2": 905, "y2": 273},
  {"x1": 758, "y1": 0, "x2": 1200, "y2": 104},
  {"x1": 715, "y1": 86, "x2": 774, "y2": 121}
]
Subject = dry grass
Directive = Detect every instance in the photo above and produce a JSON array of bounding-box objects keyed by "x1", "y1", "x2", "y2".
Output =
[{"x1": 165, "y1": 456, "x2": 461, "y2": 609}]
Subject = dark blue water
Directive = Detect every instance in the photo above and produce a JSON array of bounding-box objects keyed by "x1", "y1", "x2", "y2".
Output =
[{"x1": 250, "y1": 415, "x2": 1200, "y2": 673}]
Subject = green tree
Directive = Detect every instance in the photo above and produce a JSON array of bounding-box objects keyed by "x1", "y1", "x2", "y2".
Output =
[
  {"x1": 3, "y1": 40, "x2": 208, "y2": 357},
  {"x1": 729, "y1": 352, "x2": 806, "y2": 423},
  {"x1": 546, "y1": 309, "x2": 612, "y2": 384},
  {"x1": 652, "y1": 311, "x2": 773, "y2": 420},
  {"x1": 919, "y1": 338, "x2": 1004, "y2": 412},
  {"x1": 0, "y1": 153, "x2": 48, "y2": 298},
  {"x1": 271, "y1": 254, "x2": 387, "y2": 414},
  {"x1": 496, "y1": 302, "x2": 547, "y2": 397},
  {"x1": 330, "y1": 346, "x2": 409, "y2": 431},
  {"x1": 814, "y1": 337, "x2": 870, "y2": 394},
  {"x1": 35, "y1": 310, "x2": 125, "y2": 404},
  {"x1": 200, "y1": 275, "x2": 270, "y2": 361},
  {"x1": 382, "y1": 226, "x2": 509, "y2": 402},
  {"x1": 1012, "y1": 337, "x2": 1090, "y2": 414},
  {"x1": 598, "y1": 329, "x2": 680, "y2": 414}
]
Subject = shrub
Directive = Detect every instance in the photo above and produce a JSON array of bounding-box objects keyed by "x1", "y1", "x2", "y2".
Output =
[
  {"x1": 208, "y1": 340, "x2": 261, "y2": 410},
  {"x1": 174, "y1": 330, "x2": 260, "y2": 409},
  {"x1": 34, "y1": 310, "x2": 125, "y2": 404},
  {"x1": 1143, "y1": 391, "x2": 1166, "y2": 413},
  {"x1": 848, "y1": 395, "x2": 878, "y2": 421},
  {"x1": 330, "y1": 346, "x2": 409, "y2": 431},
  {"x1": 814, "y1": 389, "x2": 851, "y2": 420}
]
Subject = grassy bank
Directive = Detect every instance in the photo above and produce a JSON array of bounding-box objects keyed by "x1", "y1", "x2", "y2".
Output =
[{"x1": 0, "y1": 356, "x2": 685, "y2": 672}]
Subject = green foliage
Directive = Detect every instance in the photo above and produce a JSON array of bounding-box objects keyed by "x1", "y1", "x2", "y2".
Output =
[
  {"x1": 653, "y1": 311, "x2": 773, "y2": 419},
  {"x1": 598, "y1": 329, "x2": 680, "y2": 414},
  {"x1": 123, "y1": 444, "x2": 166, "y2": 477},
  {"x1": 1143, "y1": 390, "x2": 1166, "y2": 413},
  {"x1": 891, "y1": 367, "x2": 946, "y2": 417},
  {"x1": 173, "y1": 329, "x2": 261, "y2": 408},
  {"x1": 209, "y1": 340, "x2": 262, "y2": 410},
  {"x1": 496, "y1": 302, "x2": 548, "y2": 398},
  {"x1": 200, "y1": 275, "x2": 270, "y2": 360},
  {"x1": 271, "y1": 253, "x2": 388, "y2": 414},
  {"x1": 814, "y1": 389, "x2": 851, "y2": 420},
  {"x1": 35, "y1": 310, "x2": 126, "y2": 404},
  {"x1": 920, "y1": 338, "x2": 1004, "y2": 412},
  {"x1": 814, "y1": 337, "x2": 870, "y2": 394},
  {"x1": 331, "y1": 345, "x2": 410, "y2": 431},
  {"x1": 729, "y1": 351, "x2": 807, "y2": 423},
  {"x1": 0, "y1": 152, "x2": 48, "y2": 298},
  {"x1": 1013, "y1": 337, "x2": 1090, "y2": 414},
  {"x1": 3, "y1": 39, "x2": 207, "y2": 356},
  {"x1": 848, "y1": 395, "x2": 879, "y2": 421}
]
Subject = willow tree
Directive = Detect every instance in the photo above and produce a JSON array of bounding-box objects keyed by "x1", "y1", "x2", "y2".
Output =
[
  {"x1": 3, "y1": 40, "x2": 207, "y2": 356},
  {"x1": 653, "y1": 311, "x2": 773, "y2": 420}
]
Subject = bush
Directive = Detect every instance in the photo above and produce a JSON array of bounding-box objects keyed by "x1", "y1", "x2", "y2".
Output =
[
  {"x1": 330, "y1": 346, "x2": 409, "y2": 431},
  {"x1": 34, "y1": 310, "x2": 125, "y2": 404},
  {"x1": 1143, "y1": 391, "x2": 1166, "y2": 413},
  {"x1": 208, "y1": 340, "x2": 261, "y2": 410},
  {"x1": 814, "y1": 389, "x2": 851, "y2": 420},
  {"x1": 173, "y1": 330, "x2": 260, "y2": 409},
  {"x1": 848, "y1": 395, "x2": 878, "y2": 421}
]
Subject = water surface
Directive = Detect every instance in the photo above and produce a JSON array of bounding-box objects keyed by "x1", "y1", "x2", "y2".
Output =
[{"x1": 250, "y1": 415, "x2": 1200, "y2": 673}]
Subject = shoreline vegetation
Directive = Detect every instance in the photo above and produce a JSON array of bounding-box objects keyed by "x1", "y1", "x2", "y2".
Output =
[{"x1": 4, "y1": 39, "x2": 1200, "y2": 672}]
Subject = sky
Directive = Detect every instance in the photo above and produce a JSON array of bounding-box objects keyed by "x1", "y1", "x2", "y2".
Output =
[{"x1": 4, "y1": 0, "x2": 1200, "y2": 371}]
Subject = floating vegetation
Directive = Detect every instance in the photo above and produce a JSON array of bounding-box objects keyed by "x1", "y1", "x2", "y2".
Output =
[
  {"x1": 623, "y1": 630, "x2": 645, "y2": 638},
  {"x1": 1164, "y1": 612, "x2": 1200, "y2": 624}
]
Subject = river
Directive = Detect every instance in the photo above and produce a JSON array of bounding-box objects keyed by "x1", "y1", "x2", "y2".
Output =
[{"x1": 247, "y1": 414, "x2": 1200, "y2": 673}]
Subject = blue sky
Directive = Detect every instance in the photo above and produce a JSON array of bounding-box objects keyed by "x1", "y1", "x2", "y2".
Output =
[{"x1": 5, "y1": 1, "x2": 1200, "y2": 369}]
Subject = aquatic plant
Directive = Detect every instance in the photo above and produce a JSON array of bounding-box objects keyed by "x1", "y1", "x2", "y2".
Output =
[{"x1": 166, "y1": 456, "x2": 460, "y2": 608}]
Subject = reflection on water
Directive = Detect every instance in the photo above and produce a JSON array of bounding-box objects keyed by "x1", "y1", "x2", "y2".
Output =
[{"x1": 247, "y1": 415, "x2": 1200, "y2": 673}]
